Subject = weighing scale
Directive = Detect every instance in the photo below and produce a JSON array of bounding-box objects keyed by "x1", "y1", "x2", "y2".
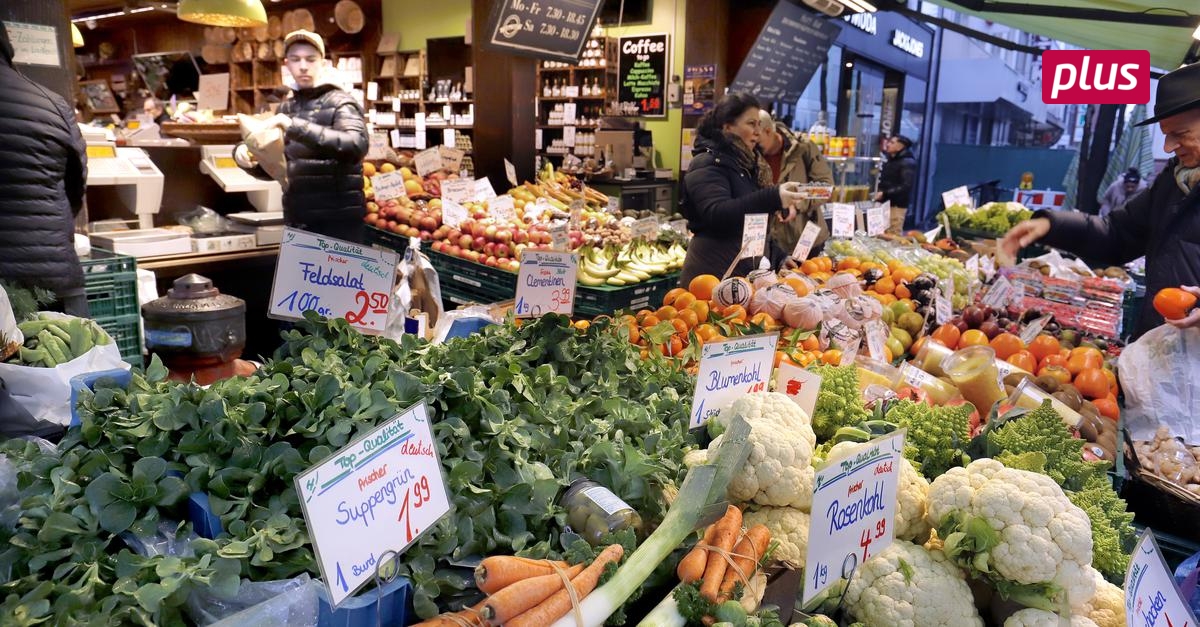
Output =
[
  {"x1": 199, "y1": 145, "x2": 283, "y2": 213},
  {"x1": 84, "y1": 142, "x2": 165, "y2": 229}
]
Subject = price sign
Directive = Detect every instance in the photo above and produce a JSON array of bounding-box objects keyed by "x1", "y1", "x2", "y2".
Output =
[
  {"x1": 295, "y1": 403, "x2": 451, "y2": 609},
  {"x1": 899, "y1": 362, "x2": 937, "y2": 389},
  {"x1": 865, "y1": 321, "x2": 890, "y2": 362},
  {"x1": 803, "y1": 431, "x2": 905, "y2": 605},
  {"x1": 669, "y1": 219, "x2": 689, "y2": 236},
  {"x1": 441, "y1": 178, "x2": 474, "y2": 204},
  {"x1": 514, "y1": 250, "x2": 578, "y2": 318},
  {"x1": 941, "y1": 185, "x2": 974, "y2": 210},
  {"x1": 741, "y1": 213, "x2": 769, "y2": 258},
  {"x1": 935, "y1": 289, "x2": 952, "y2": 325},
  {"x1": 839, "y1": 334, "x2": 862, "y2": 366},
  {"x1": 563, "y1": 102, "x2": 577, "y2": 125},
  {"x1": 830, "y1": 203, "x2": 855, "y2": 239},
  {"x1": 414, "y1": 147, "x2": 442, "y2": 177},
  {"x1": 690, "y1": 333, "x2": 779, "y2": 428},
  {"x1": 792, "y1": 222, "x2": 822, "y2": 261},
  {"x1": 563, "y1": 126, "x2": 576, "y2": 147},
  {"x1": 474, "y1": 177, "x2": 497, "y2": 202},
  {"x1": 441, "y1": 200, "x2": 469, "y2": 229},
  {"x1": 439, "y1": 146, "x2": 465, "y2": 172},
  {"x1": 549, "y1": 223, "x2": 570, "y2": 251},
  {"x1": 1020, "y1": 315, "x2": 1053, "y2": 346},
  {"x1": 632, "y1": 217, "x2": 660, "y2": 241},
  {"x1": 775, "y1": 361, "x2": 822, "y2": 418},
  {"x1": 982, "y1": 276, "x2": 1015, "y2": 309},
  {"x1": 981, "y1": 255, "x2": 996, "y2": 280},
  {"x1": 489, "y1": 195, "x2": 517, "y2": 223},
  {"x1": 367, "y1": 132, "x2": 389, "y2": 160},
  {"x1": 606, "y1": 197, "x2": 620, "y2": 214},
  {"x1": 270, "y1": 228, "x2": 398, "y2": 335},
  {"x1": 966, "y1": 255, "x2": 980, "y2": 279},
  {"x1": 504, "y1": 158, "x2": 518, "y2": 187},
  {"x1": 1125, "y1": 529, "x2": 1199, "y2": 627},
  {"x1": 866, "y1": 203, "x2": 889, "y2": 237},
  {"x1": 372, "y1": 172, "x2": 405, "y2": 201}
]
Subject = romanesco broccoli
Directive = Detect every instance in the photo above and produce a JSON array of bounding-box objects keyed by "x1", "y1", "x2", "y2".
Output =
[
  {"x1": 987, "y1": 400, "x2": 1108, "y2": 491},
  {"x1": 884, "y1": 400, "x2": 972, "y2": 479},
  {"x1": 1068, "y1": 482, "x2": 1136, "y2": 582},
  {"x1": 809, "y1": 364, "x2": 869, "y2": 441}
]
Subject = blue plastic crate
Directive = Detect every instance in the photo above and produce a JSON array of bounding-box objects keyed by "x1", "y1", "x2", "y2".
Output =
[
  {"x1": 316, "y1": 575, "x2": 412, "y2": 627},
  {"x1": 68, "y1": 368, "x2": 133, "y2": 428},
  {"x1": 187, "y1": 491, "x2": 224, "y2": 539}
]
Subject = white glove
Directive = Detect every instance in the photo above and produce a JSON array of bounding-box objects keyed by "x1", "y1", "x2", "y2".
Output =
[{"x1": 233, "y1": 144, "x2": 258, "y2": 168}]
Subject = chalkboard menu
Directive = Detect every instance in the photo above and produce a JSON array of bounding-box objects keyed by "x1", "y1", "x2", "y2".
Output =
[
  {"x1": 484, "y1": 0, "x2": 605, "y2": 63},
  {"x1": 617, "y1": 33, "x2": 669, "y2": 118},
  {"x1": 729, "y1": 2, "x2": 840, "y2": 104}
]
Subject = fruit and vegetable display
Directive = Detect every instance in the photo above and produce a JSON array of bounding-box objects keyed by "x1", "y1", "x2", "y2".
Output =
[
  {"x1": 1132, "y1": 427, "x2": 1200, "y2": 494},
  {"x1": 3, "y1": 314, "x2": 112, "y2": 367},
  {"x1": 940, "y1": 202, "x2": 1033, "y2": 237}
]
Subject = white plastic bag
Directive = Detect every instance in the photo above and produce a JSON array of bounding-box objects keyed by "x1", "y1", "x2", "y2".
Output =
[
  {"x1": 0, "y1": 285, "x2": 22, "y2": 361},
  {"x1": 192, "y1": 574, "x2": 320, "y2": 627},
  {"x1": 0, "y1": 313, "x2": 130, "y2": 429},
  {"x1": 1119, "y1": 324, "x2": 1200, "y2": 444},
  {"x1": 383, "y1": 243, "x2": 443, "y2": 341}
]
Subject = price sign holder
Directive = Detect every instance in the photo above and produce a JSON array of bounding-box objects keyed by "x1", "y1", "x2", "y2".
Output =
[
  {"x1": 941, "y1": 185, "x2": 974, "y2": 210},
  {"x1": 792, "y1": 222, "x2": 822, "y2": 261},
  {"x1": 632, "y1": 216, "x2": 660, "y2": 241},
  {"x1": 269, "y1": 228, "x2": 398, "y2": 335},
  {"x1": 690, "y1": 333, "x2": 779, "y2": 429},
  {"x1": 514, "y1": 250, "x2": 578, "y2": 318},
  {"x1": 549, "y1": 223, "x2": 570, "y2": 250},
  {"x1": 866, "y1": 202, "x2": 889, "y2": 237},
  {"x1": 414, "y1": 147, "x2": 442, "y2": 177},
  {"x1": 741, "y1": 213, "x2": 769, "y2": 259},
  {"x1": 775, "y1": 361, "x2": 822, "y2": 417},
  {"x1": 474, "y1": 177, "x2": 497, "y2": 201},
  {"x1": 1020, "y1": 315, "x2": 1052, "y2": 346},
  {"x1": 439, "y1": 145, "x2": 465, "y2": 172},
  {"x1": 489, "y1": 195, "x2": 517, "y2": 223},
  {"x1": 982, "y1": 276, "x2": 1015, "y2": 309},
  {"x1": 441, "y1": 199, "x2": 469, "y2": 229},
  {"x1": 803, "y1": 430, "x2": 905, "y2": 605},
  {"x1": 830, "y1": 203, "x2": 855, "y2": 239},
  {"x1": 1125, "y1": 529, "x2": 1199, "y2": 627},
  {"x1": 295, "y1": 403, "x2": 451, "y2": 608},
  {"x1": 504, "y1": 159, "x2": 518, "y2": 186}
]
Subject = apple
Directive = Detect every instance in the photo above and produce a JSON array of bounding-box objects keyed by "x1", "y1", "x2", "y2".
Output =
[
  {"x1": 483, "y1": 242, "x2": 496, "y2": 256},
  {"x1": 484, "y1": 225, "x2": 499, "y2": 242},
  {"x1": 366, "y1": 201, "x2": 379, "y2": 213},
  {"x1": 513, "y1": 243, "x2": 527, "y2": 258},
  {"x1": 419, "y1": 230, "x2": 433, "y2": 242},
  {"x1": 513, "y1": 230, "x2": 529, "y2": 244},
  {"x1": 485, "y1": 255, "x2": 498, "y2": 268},
  {"x1": 431, "y1": 240, "x2": 445, "y2": 252},
  {"x1": 979, "y1": 320, "x2": 1001, "y2": 339},
  {"x1": 496, "y1": 243, "x2": 510, "y2": 258},
  {"x1": 473, "y1": 210, "x2": 487, "y2": 220},
  {"x1": 473, "y1": 235, "x2": 487, "y2": 250},
  {"x1": 471, "y1": 222, "x2": 488, "y2": 238},
  {"x1": 495, "y1": 229, "x2": 513, "y2": 244},
  {"x1": 419, "y1": 216, "x2": 438, "y2": 232},
  {"x1": 448, "y1": 228, "x2": 462, "y2": 241},
  {"x1": 458, "y1": 234, "x2": 474, "y2": 250}
]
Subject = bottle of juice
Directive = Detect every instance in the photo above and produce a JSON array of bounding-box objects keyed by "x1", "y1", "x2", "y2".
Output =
[{"x1": 941, "y1": 345, "x2": 1007, "y2": 416}]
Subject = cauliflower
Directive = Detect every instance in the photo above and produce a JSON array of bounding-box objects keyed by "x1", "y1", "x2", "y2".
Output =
[
  {"x1": 1078, "y1": 567, "x2": 1124, "y2": 627},
  {"x1": 710, "y1": 392, "x2": 817, "y2": 510},
  {"x1": 885, "y1": 400, "x2": 972, "y2": 480},
  {"x1": 826, "y1": 441, "x2": 931, "y2": 543},
  {"x1": 926, "y1": 459, "x2": 1094, "y2": 611},
  {"x1": 1003, "y1": 608, "x2": 1098, "y2": 627},
  {"x1": 742, "y1": 506, "x2": 810, "y2": 567},
  {"x1": 843, "y1": 540, "x2": 984, "y2": 627},
  {"x1": 810, "y1": 364, "x2": 870, "y2": 440}
]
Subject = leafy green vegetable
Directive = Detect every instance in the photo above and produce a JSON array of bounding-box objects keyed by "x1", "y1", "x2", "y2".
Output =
[
  {"x1": 886, "y1": 400, "x2": 972, "y2": 479},
  {"x1": 810, "y1": 364, "x2": 870, "y2": 440}
]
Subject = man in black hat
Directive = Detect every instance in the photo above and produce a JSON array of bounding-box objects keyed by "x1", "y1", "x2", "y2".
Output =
[{"x1": 1001, "y1": 63, "x2": 1200, "y2": 337}]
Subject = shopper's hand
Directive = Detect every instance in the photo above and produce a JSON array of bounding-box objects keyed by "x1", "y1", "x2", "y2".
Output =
[
  {"x1": 782, "y1": 257, "x2": 800, "y2": 271},
  {"x1": 779, "y1": 203, "x2": 798, "y2": 223},
  {"x1": 267, "y1": 114, "x2": 292, "y2": 130},
  {"x1": 233, "y1": 144, "x2": 257, "y2": 168},
  {"x1": 1167, "y1": 286, "x2": 1200, "y2": 329},
  {"x1": 873, "y1": 192, "x2": 884, "y2": 202},
  {"x1": 999, "y1": 218, "x2": 1051, "y2": 261},
  {"x1": 778, "y1": 182, "x2": 804, "y2": 215}
]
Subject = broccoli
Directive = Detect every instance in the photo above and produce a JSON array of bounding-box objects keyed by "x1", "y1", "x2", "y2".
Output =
[
  {"x1": 987, "y1": 400, "x2": 1108, "y2": 492},
  {"x1": 885, "y1": 400, "x2": 972, "y2": 479},
  {"x1": 810, "y1": 364, "x2": 870, "y2": 441},
  {"x1": 1068, "y1": 481, "x2": 1136, "y2": 582}
]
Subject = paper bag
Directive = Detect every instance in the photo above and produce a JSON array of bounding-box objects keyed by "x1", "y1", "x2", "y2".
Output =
[{"x1": 238, "y1": 114, "x2": 288, "y2": 186}]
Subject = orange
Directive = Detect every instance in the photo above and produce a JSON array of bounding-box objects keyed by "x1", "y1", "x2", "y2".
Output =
[
  {"x1": 658, "y1": 335, "x2": 684, "y2": 357},
  {"x1": 1066, "y1": 351, "x2": 1104, "y2": 376},
  {"x1": 1092, "y1": 397, "x2": 1120, "y2": 421},
  {"x1": 873, "y1": 276, "x2": 896, "y2": 295},
  {"x1": 1007, "y1": 350, "x2": 1038, "y2": 373},
  {"x1": 894, "y1": 283, "x2": 912, "y2": 300},
  {"x1": 655, "y1": 305, "x2": 679, "y2": 321},
  {"x1": 673, "y1": 291, "x2": 697, "y2": 311},
  {"x1": 721, "y1": 304, "x2": 748, "y2": 324},
  {"x1": 958, "y1": 329, "x2": 989, "y2": 349},
  {"x1": 626, "y1": 324, "x2": 641, "y2": 345},
  {"x1": 837, "y1": 257, "x2": 862, "y2": 271},
  {"x1": 876, "y1": 293, "x2": 898, "y2": 306},
  {"x1": 639, "y1": 314, "x2": 661, "y2": 329},
  {"x1": 1037, "y1": 364, "x2": 1073, "y2": 385},
  {"x1": 1153, "y1": 287, "x2": 1197, "y2": 320},
  {"x1": 750, "y1": 312, "x2": 779, "y2": 330},
  {"x1": 800, "y1": 260, "x2": 820, "y2": 275},
  {"x1": 1101, "y1": 367, "x2": 1118, "y2": 392},
  {"x1": 821, "y1": 349, "x2": 842, "y2": 365},
  {"x1": 688, "y1": 274, "x2": 721, "y2": 301},
  {"x1": 989, "y1": 333, "x2": 1025, "y2": 360},
  {"x1": 1069, "y1": 346, "x2": 1105, "y2": 362},
  {"x1": 677, "y1": 309, "x2": 700, "y2": 329},
  {"x1": 801, "y1": 334, "x2": 821, "y2": 351},
  {"x1": 886, "y1": 259, "x2": 904, "y2": 274},
  {"x1": 671, "y1": 318, "x2": 689, "y2": 335},
  {"x1": 845, "y1": 268, "x2": 863, "y2": 278},
  {"x1": 690, "y1": 299, "x2": 711, "y2": 323},
  {"x1": 816, "y1": 256, "x2": 834, "y2": 271},
  {"x1": 1038, "y1": 353, "x2": 1069, "y2": 371},
  {"x1": 573, "y1": 319, "x2": 591, "y2": 331},
  {"x1": 635, "y1": 309, "x2": 654, "y2": 323},
  {"x1": 911, "y1": 335, "x2": 929, "y2": 357},
  {"x1": 663, "y1": 287, "x2": 687, "y2": 307},
  {"x1": 931, "y1": 323, "x2": 961, "y2": 348},
  {"x1": 783, "y1": 277, "x2": 811, "y2": 297},
  {"x1": 1028, "y1": 334, "x2": 1061, "y2": 362},
  {"x1": 695, "y1": 324, "x2": 720, "y2": 342},
  {"x1": 1074, "y1": 367, "x2": 1110, "y2": 400}
]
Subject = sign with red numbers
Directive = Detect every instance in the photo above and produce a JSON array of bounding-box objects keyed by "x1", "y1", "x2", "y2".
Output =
[
  {"x1": 514, "y1": 250, "x2": 578, "y2": 318},
  {"x1": 295, "y1": 403, "x2": 450, "y2": 608},
  {"x1": 803, "y1": 430, "x2": 905, "y2": 605},
  {"x1": 775, "y1": 361, "x2": 822, "y2": 418},
  {"x1": 270, "y1": 228, "x2": 398, "y2": 335}
]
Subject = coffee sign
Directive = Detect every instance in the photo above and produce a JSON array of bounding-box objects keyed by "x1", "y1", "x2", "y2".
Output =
[{"x1": 617, "y1": 34, "x2": 668, "y2": 117}]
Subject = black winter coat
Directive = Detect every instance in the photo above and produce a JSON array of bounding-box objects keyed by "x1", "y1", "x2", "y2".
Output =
[
  {"x1": 679, "y1": 137, "x2": 785, "y2": 286},
  {"x1": 879, "y1": 148, "x2": 917, "y2": 208},
  {"x1": 1038, "y1": 158, "x2": 1200, "y2": 339},
  {"x1": 278, "y1": 83, "x2": 368, "y2": 242},
  {"x1": 0, "y1": 43, "x2": 87, "y2": 295}
]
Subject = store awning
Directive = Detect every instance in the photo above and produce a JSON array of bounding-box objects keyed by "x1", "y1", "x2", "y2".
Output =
[{"x1": 922, "y1": 0, "x2": 1199, "y2": 70}]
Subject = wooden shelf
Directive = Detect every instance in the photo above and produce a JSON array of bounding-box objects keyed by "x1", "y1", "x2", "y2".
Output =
[
  {"x1": 538, "y1": 95, "x2": 606, "y2": 102},
  {"x1": 425, "y1": 125, "x2": 474, "y2": 130},
  {"x1": 537, "y1": 124, "x2": 601, "y2": 130},
  {"x1": 425, "y1": 99, "x2": 474, "y2": 104}
]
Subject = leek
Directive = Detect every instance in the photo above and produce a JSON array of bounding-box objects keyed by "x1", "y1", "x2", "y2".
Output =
[{"x1": 636, "y1": 586, "x2": 687, "y2": 627}]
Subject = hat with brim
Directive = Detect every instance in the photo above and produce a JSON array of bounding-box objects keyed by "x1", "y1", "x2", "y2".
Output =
[
  {"x1": 284, "y1": 29, "x2": 324, "y2": 58},
  {"x1": 1135, "y1": 62, "x2": 1200, "y2": 126}
]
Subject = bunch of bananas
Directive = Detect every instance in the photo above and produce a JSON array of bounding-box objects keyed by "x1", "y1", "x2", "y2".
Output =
[{"x1": 578, "y1": 240, "x2": 687, "y2": 287}]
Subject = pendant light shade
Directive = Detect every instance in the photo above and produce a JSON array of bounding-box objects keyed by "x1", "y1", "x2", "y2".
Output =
[
  {"x1": 177, "y1": 0, "x2": 267, "y2": 27},
  {"x1": 71, "y1": 23, "x2": 84, "y2": 48}
]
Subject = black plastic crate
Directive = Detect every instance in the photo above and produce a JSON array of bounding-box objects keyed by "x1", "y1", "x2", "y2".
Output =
[{"x1": 364, "y1": 225, "x2": 411, "y2": 254}]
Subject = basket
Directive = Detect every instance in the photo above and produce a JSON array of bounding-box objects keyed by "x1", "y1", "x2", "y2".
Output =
[
  {"x1": 1121, "y1": 432, "x2": 1200, "y2": 542},
  {"x1": 93, "y1": 313, "x2": 143, "y2": 366}
]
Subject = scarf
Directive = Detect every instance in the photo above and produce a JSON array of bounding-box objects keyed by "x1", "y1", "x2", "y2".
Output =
[
  {"x1": 725, "y1": 133, "x2": 775, "y2": 190},
  {"x1": 1176, "y1": 164, "x2": 1200, "y2": 194}
]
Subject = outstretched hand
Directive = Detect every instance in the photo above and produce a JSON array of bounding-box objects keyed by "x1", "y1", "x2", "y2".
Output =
[
  {"x1": 1166, "y1": 285, "x2": 1200, "y2": 329},
  {"x1": 999, "y1": 218, "x2": 1051, "y2": 260}
]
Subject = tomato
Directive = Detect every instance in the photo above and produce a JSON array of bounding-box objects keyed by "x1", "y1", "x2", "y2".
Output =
[{"x1": 1028, "y1": 334, "x2": 1061, "y2": 362}]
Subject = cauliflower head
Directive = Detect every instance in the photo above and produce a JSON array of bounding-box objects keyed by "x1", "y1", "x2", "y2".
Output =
[
  {"x1": 1003, "y1": 608, "x2": 1099, "y2": 627},
  {"x1": 826, "y1": 441, "x2": 931, "y2": 543},
  {"x1": 711, "y1": 392, "x2": 817, "y2": 509},
  {"x1": 742, "y1": 506, "x2": 810, "y2": 567},
  {"x1": 926, "y1": 459, "x2": 1094, "y2": 610},
  {"x1": 1078, "y1": 566, "x2": 1124, "y2": 627},
  {"x1": 843, "y1": 540, "x2": 984, "y2": 627}
]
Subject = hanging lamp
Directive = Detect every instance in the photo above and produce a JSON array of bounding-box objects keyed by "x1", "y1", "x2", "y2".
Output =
[
  {"x1": 177, "y1": 0, "x2": 267, "y2": 27},
  {"x1": 71, "y1": 23, "x2": 84, "y2": 48}
]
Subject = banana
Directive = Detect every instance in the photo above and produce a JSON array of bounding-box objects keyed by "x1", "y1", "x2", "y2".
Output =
[
  {"x1": 606, "y1": 276, "x2": 628, "y2": 286},
  {"x1": 578, "y1": 272, "x2": 606, "y2": 287},
  {"x1": 583, "y1": 262, "x2": 620, "y2": 279}
]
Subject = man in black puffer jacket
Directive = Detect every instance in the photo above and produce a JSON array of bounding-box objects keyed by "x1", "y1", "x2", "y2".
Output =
[
  {"x1": 236, "y1": 30, "x2": 367, "y2": 243},
  {"x1": 0, "y1": 24, "x2": 89, "y2": 314}
]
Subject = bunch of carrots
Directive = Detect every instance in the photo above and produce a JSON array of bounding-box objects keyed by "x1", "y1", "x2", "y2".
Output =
[
  {"x1": 676, "y1": 506, "x2": 772, "y2": 610},
  {"x1": 413, "y1": 544, "x2": 624, "y2": 627}
]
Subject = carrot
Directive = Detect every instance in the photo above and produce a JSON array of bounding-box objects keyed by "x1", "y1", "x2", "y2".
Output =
[
  {"x1": 480, "y1": 564, "x2": 584, "y2": 624},
  {"x1": 474, "y1": 556, "x2": 572, "y2": 595},
  {"x1": 505, "y1": 543, "x2": 625, "y2": 627},
  {"x1": 678, "y1": 523, "x2": 718, "y2": 583},
  {"x1": 716, "y1": 523, "x2": 772, "y2": 602},
  {"x1": 699, "y1": 505, "x2": 742, "y2": 603},
  {"x1": 412, "y1": 599, "x2": 487, "y2": 626}
]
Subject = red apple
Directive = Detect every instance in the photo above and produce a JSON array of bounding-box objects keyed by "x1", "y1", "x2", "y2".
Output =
[
  {"x1": 496, "y1": 243, "x2": 510, "y2": 258},
  {"x1": 513, "y1": 230, "x2": 529, "y2": 244},
  {"x1": 447, "y1": 244, "x2": 461, "y2": 257},
  {"x1": 431, "y1": 241, "x2": 445, "y2": 252},
  {"x1": 484, "y1": 225, "x2": 499, "y2": 241},
  {"x1": 448, "y1": 228, "x2": 462, "y2": 241},
  {"x1": 495, "y1": 229, "x2": 513, "y2": 244},
  {"x1": 484, "y1": 242, "x2": 498, "y2": 256},
  {"x1": 458, "y1": 234, "x2": 474, "y2": 249},
  {"x1": 473, "y1": 210, "x2": 487, "y2": 220},
  {"x1": 513, "y1": 243, "x2": 527, "y2": 258},
  {"x1": 473, "y1": 235, "x2": 487, "y2": 250},
  {"x1": 485, "y1": 255, "x2": 498, "y2": 268}
]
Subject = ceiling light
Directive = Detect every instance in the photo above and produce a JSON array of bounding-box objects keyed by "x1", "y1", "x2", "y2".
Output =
[
  {"x1": 846, "y1": 62, "x2": 854, "y2": 67},
  {"x1": 177, "y1": 0, "x2": 267, "y2": 27},
  {"x1": 129, "y1": 7, "x2": 154, "y2": 13},
  {"x1": 71, "y1": 10, "x2": 126, "y2": 23},
  {"x1": 1193, "y1": 22, "x2": 1200, "y2": 40},
  {"x1": 71, "y1": 23, "x2": 84, "y2": 48}
]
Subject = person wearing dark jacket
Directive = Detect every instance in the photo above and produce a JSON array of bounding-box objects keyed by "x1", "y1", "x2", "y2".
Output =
[
  {"x1": 235, "y1": 30, "x2": 368, "y2": 243},
  {"x1": 679, "y1": 93, "x2": 805, "y2": 286},
  {"x1": 1001, "y1": 62, "x2": 1200, "y2": 338},
  {"x1": 875, "y1": 135, "x2": 917, "y2": 233},
  {"x1": 0, "y1": 24, "x2": 89, "y2": 315}
]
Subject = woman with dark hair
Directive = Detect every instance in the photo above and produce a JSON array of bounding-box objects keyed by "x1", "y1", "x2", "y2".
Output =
[{"x1": 679, "y1": 92, "x2": 804, "y2": 286}]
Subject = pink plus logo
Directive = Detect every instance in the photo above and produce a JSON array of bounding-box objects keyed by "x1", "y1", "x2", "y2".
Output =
[{"x1": 1042, "y1": 50, "x2": 1151, "y2": 104}]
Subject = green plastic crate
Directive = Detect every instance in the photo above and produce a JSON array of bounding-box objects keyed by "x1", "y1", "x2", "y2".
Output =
[
  {"x1": 575, "y1": 274, "x2": 680, "y2": 317},
  {"x1": 80, "y1": 251, "x2": 139, "y2": 319},
  {"x1": 94, "y1": 313, "x2": 143, "y2": 366},
  {"x1": 426, "y1": 249, "x2": 518, "y2": 304},
  {"x1": 365, "y1": 225, "x2": 411, "y2": 255}
]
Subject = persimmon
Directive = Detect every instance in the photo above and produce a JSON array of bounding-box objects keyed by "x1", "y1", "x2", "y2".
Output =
[
  {"x1": 1028, "y1": 335, "x2": 1061, "y2": 362},
  {"x1": 1006, "y1": 350, "x2": 1038, "y2": 373},
  {"x1": 990, "y1": 333, "x2": 1025, "y2": 360},
  {"x1": 1073, "y1": 367, "x2": 1110, "y2": 400},
  {"x1": 1092, "y1": 397, "x2": 1120, "y2": 421},
  {"x1": 1153, "y1": 287, "x2": 1197, "y2": 320},
  {"x1": 663, "y1": 287, "x2": 687, "y2": 307},
  {"x1": 931, "y1": 323, "x2": 961, "y2": 348}
]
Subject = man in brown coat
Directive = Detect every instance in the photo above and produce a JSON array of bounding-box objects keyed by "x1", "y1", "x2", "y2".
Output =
[{"x1": 758, "y1": 111, "x2": 834, "y2": 256}]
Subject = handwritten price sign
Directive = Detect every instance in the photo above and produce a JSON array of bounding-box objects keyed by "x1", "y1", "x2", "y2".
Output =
[
  {"x1": 775, "y1": 361, "x2": 822, "y2": 417},
  {"x1": 269, "y1": 229, "x2": 398, "y2": 335},
  {"x1": 1125, "y1": 529, "x2": 1199, "y2": 627},
  {"x1": 690, "y1": 333, "x2": 779, "y2": 428},
  {"x1": 514, "y1": 250, "x2": 578, "y2": 318},
  {"x1": 803, "y1": 430, "x2": 905, "y2": 605},
  {"x1": 295, "y1": 403, "x2": 451, "y2": 608}
]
